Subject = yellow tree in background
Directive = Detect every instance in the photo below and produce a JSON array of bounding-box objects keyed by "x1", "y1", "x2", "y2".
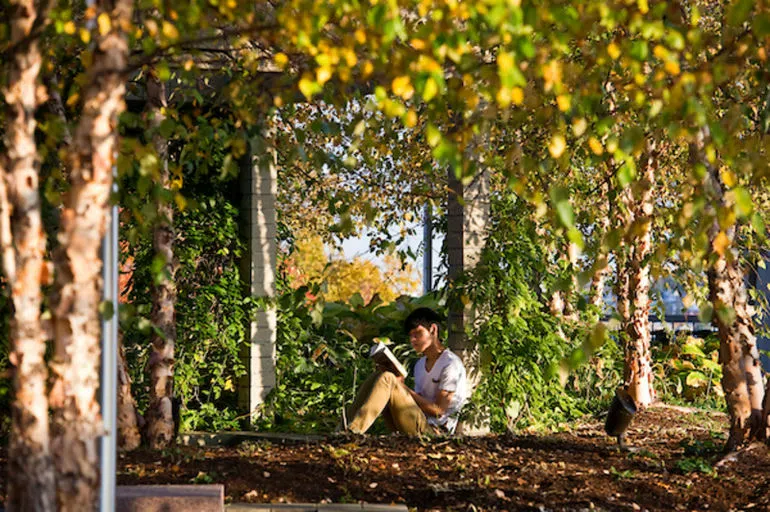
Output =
[{"x1": 285, "y1": 235, "x2": 420, "y2": 304}]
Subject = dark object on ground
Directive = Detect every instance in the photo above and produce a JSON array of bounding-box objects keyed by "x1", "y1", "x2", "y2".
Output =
[{"x1": 604, "y1": 387, "x2": 637, "y2": 449}]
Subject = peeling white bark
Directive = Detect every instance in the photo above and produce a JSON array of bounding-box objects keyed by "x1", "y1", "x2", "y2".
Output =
[
  {"x1": 49, "y1": 1, "x2": 133, "y2": 508},
  {"x1": 2, "y1": 0, "x2": 56, "y2": 508}
]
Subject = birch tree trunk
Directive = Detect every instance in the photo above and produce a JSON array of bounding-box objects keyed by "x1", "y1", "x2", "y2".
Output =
[
  {"x1": 622, "y1": 144, "x2": 657, "y2": 408},
  {"x1": 144, "y1": 74, "x2": 177, "y2": 448},
  {"x1": 48, "y1": 0, "x2": 133, "y2": 508},
  {"x1": 117, "y1": 333, "x2": 141, "y2": 451},
  {"x1": 589, "y1": 182, "x2": 610, "y2": 309},
  {"x1": 692, "y1": 131, "x2": 765, "y2": 450},
  {"x1": 2, "y1": 0, "x2": 56, "y2": 508}
]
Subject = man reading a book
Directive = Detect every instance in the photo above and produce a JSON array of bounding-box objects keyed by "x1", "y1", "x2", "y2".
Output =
[{"x1": 343, "y1": 307, "x2": 468, "y2": 435}]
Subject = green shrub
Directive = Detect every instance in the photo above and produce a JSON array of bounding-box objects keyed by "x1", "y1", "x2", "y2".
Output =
[
  {"x1": 461, "y1": 194, "x2": 622, "y2": 431},
  {"x1": 253, "y1": 285, "x2": 442, "y2": 433},
  {"x1": 652, "y1": 332, "x2": 724, "y2": 409},
  {"x1": 122, "y1": 192, "x2": 255, "y2": 432}
]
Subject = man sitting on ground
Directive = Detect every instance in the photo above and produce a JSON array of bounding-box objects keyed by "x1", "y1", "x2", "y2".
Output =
[{"x1": 344, "y1": 307, "x2": 468, "y2": 435}]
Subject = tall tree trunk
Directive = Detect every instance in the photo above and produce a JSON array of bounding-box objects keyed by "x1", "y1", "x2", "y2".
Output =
[
  {"x1": 144, "y1": 74, "x2": 177, "y2": 448},
  {"x1": 48, "y1": 0, "x2": 132, "y2": 508},
  {"x1": 117, "y1": 333, "x2": 141, "y2": 451},
  {"x1": 2, "y1": 0, "x2": 57, "y2": 508},
  {"x1": 589, "y1": 182, "x2": 610, "y2": 309},
  {"x1": 692, "y1": 132, "x2": 764, "y2": 450},
  {"x1": 622, "y1": 144, "x2": 657, "y2": 408}
]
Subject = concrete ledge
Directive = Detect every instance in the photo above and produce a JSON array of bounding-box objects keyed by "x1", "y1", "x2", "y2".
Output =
[
  {"x1": 179, "y1": 431, "x2": 324, "y2": 447},
  {"x1": 227, "y1": 504, "x2": 408, "y2": 512},
  {"x1": 117, "y1": 484, "x2": 224, "y2": 512}
]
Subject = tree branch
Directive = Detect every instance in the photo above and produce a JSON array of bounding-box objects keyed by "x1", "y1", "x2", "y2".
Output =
[{"x1": 127, "y1": 22, "x2": 280, "y2": 71}]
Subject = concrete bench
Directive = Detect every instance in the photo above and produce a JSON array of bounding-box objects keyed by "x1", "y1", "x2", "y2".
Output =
[{"x1": 116, "y1": 484, "x2": 224, "y2": 512}]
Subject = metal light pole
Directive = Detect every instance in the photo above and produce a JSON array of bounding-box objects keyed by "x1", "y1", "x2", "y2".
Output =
[
  {"x1": 422, "y1": 203, "x2": 433, "y2": 294},
  {"x1": 99, "y1": 177, "x2": 119, "y2": 512}
]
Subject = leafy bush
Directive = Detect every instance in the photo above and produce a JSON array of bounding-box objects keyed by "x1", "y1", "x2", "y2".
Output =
[
  {"x1": 653, "y1": 332, "x2": 724, "y2": 409},
  {"x1": 253, "y1": 284, "x2": 442, "y2": 433},
  {"x1": 462, "y1": 194, "x2": 623, "y2": 432},
  {"x1": 122, "y1": 192, "x2": 255, "y2": 432}
]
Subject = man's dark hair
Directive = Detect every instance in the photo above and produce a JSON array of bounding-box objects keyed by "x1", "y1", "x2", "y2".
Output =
[{"x1": 403, "y1": 307, "x2": 442, "y2": 334}]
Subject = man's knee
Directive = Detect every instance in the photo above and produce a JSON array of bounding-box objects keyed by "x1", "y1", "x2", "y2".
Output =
[{"x1": 376, "y1": 370, "x2": 398, "y2": 386}]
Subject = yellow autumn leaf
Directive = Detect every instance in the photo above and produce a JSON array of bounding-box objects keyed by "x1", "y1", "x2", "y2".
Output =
[
  {"x1": 713, "y1": 231, "x2": 730, "y2": 255},
  {"x1": 410, "y1": 39, "x2": 427, "y2": 50},
  {"x1": 174, "y1": 193, "x2": 187, "y2": 211},
  {"x1": 405, "y1": 109, "x2": 418, "y2": 128},
  {"x1": 316, "y1": 66, "x2": 332, "y2": 85},
  {"x1": 638, "y1": 0, "x2": 649, "y2": 14},
  {"x1": 422, "y1": 77, "x2": 439, "y2": 101},
  {"x1": 511, "y1": 87, "x2": 524, "y2": 105},
  {"x1": 97, "y1": 13, "x2": 111, "y2": 35},
  {"x1": 556, "y1": 94, "x2": 571, "y2": 112},
  {"x1": 664, "y1": 59, "x2": 680, "y2": 76},
  {"x1": 355, "y1": 29, "x2": 366, "y2": 44},
  {"x1": 298, "y1": 75, "x2": 317, "y2": 99},
  {"x1": 607, "y1": 43, "x2": 621, "y2": 60},
  {"x1": 162, "y1": 21, "x2": 179, "y2": 40},
  {"x1": 572, "y1": 118, "x2": 587, "y2": 137},
  {"x1": 362, "y1": 61, "x2": 374, "y2": 78},
  {"x1": 588, "y1": 137, "x2": 603, "y2": 155},
  {"x1": 721, "y1": 169, "x2": 737, "y2": 188},
  {"x1": 497, "y1": 51, "x2": 515, "y2": 71},
  {"x1": 274, "y1": 53, "x2": 289, "y2": 69},
  {"x1": 543, "y1": 60, "x2": 562, "y2": 92},
  {"x1": 63, "y1": 21, "x2": 76, "y2": 35},
  {"x1": 343, "y1": 49, "x2": 357, "y2": 67},
  {"x1": 496, "y1": 87, "x2": 512, "y2": 107},
  {"x1": 183, "y1": 59, "x2": 194, "y2": 71},
  {"x1": 79, "y1": 28, "x2": 91, "y2": 44},
  {"x1": 224, "y1": 378, "x2": 234, "y2": 392},
  {"x1": 392, "y1": 75, "x2": 414, "y2": 100},
  {"x1": 549, "y1": 134, "x2": 566, "y2": 158}
]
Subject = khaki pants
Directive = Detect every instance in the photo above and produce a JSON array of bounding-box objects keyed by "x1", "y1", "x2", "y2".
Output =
[{"x1": 345, "y1": 370, "x2": 428, "y2": 435}]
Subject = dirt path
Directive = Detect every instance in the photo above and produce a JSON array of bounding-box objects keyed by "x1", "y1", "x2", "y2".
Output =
[{"x1": 2, "y1": 406, "x2": 769, "y2": 511}]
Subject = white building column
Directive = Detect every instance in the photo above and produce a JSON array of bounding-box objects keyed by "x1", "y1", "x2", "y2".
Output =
[{"x1": 238, "y1": 136, "x2": 277, "y2": 421}]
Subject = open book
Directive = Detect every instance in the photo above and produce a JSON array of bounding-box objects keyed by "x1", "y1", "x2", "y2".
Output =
[{"x1": 370, "y1": 342, "x2": 408, "y2": 378}]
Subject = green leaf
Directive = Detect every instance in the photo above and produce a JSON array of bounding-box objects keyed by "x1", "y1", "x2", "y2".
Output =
[
  {"x1": 681, "y1": 343, "x2": 706, "y2": 358},
  {"x1": 426, "y1": 124, "x2": 442, "y2": 148},
  {"x1": 99, "y1": 300, "x2": 115, "y2": 320},
  {"x1": 685, "y1": 371, "x2": 708, "y2": 388},
  {"x1": 698, "y1": 303, "x2": 713, "y2": 323},
  {"x1": 505, "y1": 400, "x2": 521, "y2": 421},
  {"x1": 751, "y1": 212, "x2": 766, "y2": 239},
  {"x1": 310, "y1": 303, "x2": 324, "y2": 327},
  {"x1": 586, "y1": 322, "x2": 607, "y2": 351},
  {"x1": 727, "y1": 0, "x2": 753, "y2": 26},
  {"x1": 754, "y1": 13, "x2": 770, "y2": 37},
  {"x1": 550, "y1": 186, "x2": 574, "y2": 228},
  {"x1": 617, "y1": 162, "x2": 636, "y2": 187},
  {"x1": 518, "y1": 39, "x2": 536, "y2": 60},
  {"x1": 733, "y1": 187, "x2": 753, "y2": 217},
  {"x1": 629, "y1": 41, "x2": 648, "y2": 61}
]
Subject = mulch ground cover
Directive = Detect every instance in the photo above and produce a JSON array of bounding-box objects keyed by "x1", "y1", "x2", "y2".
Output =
[{"x1": 1, "y1": 404, "x2": 769, "y2": 511}]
